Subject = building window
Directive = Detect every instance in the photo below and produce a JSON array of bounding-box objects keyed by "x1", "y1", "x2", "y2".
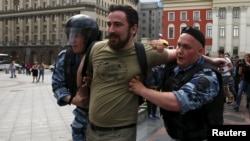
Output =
[
  {"x1": 43, "y1": 25, "x2": 47, "y2": 32},
  {"x1": 43, "y1": 2, "x2": 47, "y2": 8},
  {"x1": 16, "y1": 27, "x2": 20, "y2": 33},
  {"x1": 34, "y1": 26, "x2": 38, "y2": 32},
  {"x1": 34, "y1": 35, "x2": 38, "y2": 42},
  {"x1": 168, "y1": 26, "x2": 174, "y2": 39},
  {"x1": 206, "y1": 25, "x2": 212, "y2": 38},
  {"x1": 233, "y1": 8, "x2": 240, "y2": 18},
  {"x1": 62, "y1": 14, "x2": 67, "y2": 21},
  {"x1": 26, "y1": 26, "x2": 29, "y2": 33},
  {"x1": 52, "y1": 25, "x2": 56, "y2": 31},
  {"x1": 16, "y1": 18, "x2": 19, "y2": 24},
  {"x1": 5, "y1": 36, "x2": 8, "y2": 42},
  {"x1": 15, "y1": 36, "x2": 20, "y2": 42},
  {"x1": 52, "y1": 1, "x2": 56, "y2": 7},
  {"x1": 63, "y1": 0, "x2": 67, "y2": 6},
  {"x1": 43, "y1": 16, "x2": 47, "y2": 22},
  {"x1": 193, "y1": 11, "x2": 200, "y2": 21},
  {"x1": 73, "y1": 0, "x2": 77, "y2": 5},
  {"x1": 168, "y1": 12, "x2": 174, "y2": 21},
  {"x1": 206, "y1": 10, "x2": 212, "y2": 20},
  {"x1": 52, "y1": 34, "x2": 56, "y2": 41},
  {"x1": 233, "y1": 25, "x2": 239, "y2": 37},
  {"x1": 52, "y1": 15, "x2": 56, "y2": 21},
  {"x1": 219, "y1": 8, "x2": 226, "y2": 19},
  {"x1": 25, "y1": 35, "x2": 29, "y2": 42},
  {"x1": 233, "y1": 47, "x2": 238, "y2": 56},
  {"x1": 219, "y1": 26, "x2": 225, "y2": 37},
  {"x1": 180, "y1": 11, "x2": 187, "y2": 21},
  {"x1": 35, "y1": 16, "x2": 39, "y2": 23},
  {"x1": 42, "y1": 35, "x2": 46, "y2": 41}
]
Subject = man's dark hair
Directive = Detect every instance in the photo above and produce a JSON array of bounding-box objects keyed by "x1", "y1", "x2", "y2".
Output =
[{"x1": 109, "y1": 4, "x2": 138, "y2": 28}]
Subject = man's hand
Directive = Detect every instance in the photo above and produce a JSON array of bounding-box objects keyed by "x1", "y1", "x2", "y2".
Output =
[
  {"x1": 71, "y1": 87, "x2": 89, "y2": 108},
  {"x1": 128, "y1": 76, "x2": 147, "y2": 96},
  {"x1": 212, "y1": 57, "x2": 228, "y2": 67},
  {"x1": 149, "y1": 39, "x2": 168, "y2": 53}
]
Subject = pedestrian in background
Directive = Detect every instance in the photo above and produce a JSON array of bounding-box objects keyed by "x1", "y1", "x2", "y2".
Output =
[
  {"x1": 218, "y1": 50, "x2": 235, "y2": 104},
  {"x1": 9, "y1": 60, "x2": 16, "y2": 78},
  {"x1": 25, "y1": 62, "x2": 31, "y2": 75},
  {"x1": 37, "y1": 62, "x2": 45, "y2": 82},
  {"x1": 31, "y1": 62, "x2": 39, "y2": 83},
  {"x1": 234, "y1": 53, "x2": 250, "y2": 112}
]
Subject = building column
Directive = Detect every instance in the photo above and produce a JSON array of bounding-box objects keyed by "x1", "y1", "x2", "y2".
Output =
[
  {"x1": 211, "y1": 7, "x2": 219, "y2": 56},
  {"x1": 239, "y1": 6, "x2": 248, "y2": 56},
  {"x1": 225, "y1": 6, "x2": 233, "y2": 53},
  {"x1": 0, "y1": 0, "x2": 3, "y2": 45}
]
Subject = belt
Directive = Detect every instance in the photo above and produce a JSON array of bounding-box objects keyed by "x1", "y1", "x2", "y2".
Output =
[{"x1": 89, "y1": 122, "x2": 136, "y2": 131}]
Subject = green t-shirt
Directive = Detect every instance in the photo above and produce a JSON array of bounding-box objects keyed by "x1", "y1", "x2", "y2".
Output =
[{"x1": 88, "y1": 40, "x2": 168, "y2": 127}]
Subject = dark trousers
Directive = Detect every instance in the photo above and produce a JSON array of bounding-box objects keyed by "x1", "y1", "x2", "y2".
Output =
[{"x1": 147, "y1": 100, "x2": 157, "y2": 116}]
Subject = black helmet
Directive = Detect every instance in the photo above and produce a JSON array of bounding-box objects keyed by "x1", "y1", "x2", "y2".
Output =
[{"x1": 65, "y1": 14, "x2": 102, "y2": 52}]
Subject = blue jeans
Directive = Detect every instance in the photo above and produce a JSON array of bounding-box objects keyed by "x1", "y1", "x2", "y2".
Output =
[
  {"x1": 235, "y1": 80, "x2": 250, "y2": 108},
  {"x1": 10, "y1": 69, "x2": 16, "y2": 78},
  {"x1": 71, "y1": 108, "x2": 88, "y2": 141}
]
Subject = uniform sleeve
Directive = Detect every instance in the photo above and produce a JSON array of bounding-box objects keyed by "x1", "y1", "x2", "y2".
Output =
[
  {"x1": 51, "y1": 50, "x2": 71, "y2": 106},
  {"x1": 173, "y1": 69, "x2": 220, "y2": 114}
]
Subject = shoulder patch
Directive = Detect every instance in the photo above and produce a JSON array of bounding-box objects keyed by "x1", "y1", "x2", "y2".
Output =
[{"x1": 195, "y1": 77, "x2": 210, "y2": 92}]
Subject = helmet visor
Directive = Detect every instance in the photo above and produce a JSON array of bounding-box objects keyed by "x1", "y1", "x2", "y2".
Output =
[{"x1": 61, "y1": 27, "x2": 84, "y2": 47}]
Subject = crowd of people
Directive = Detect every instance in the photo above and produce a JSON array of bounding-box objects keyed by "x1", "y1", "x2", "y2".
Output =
[
  {"x1": 8, "y1": 61, "x2": 45, "y2": 83},
  {"x1": 214, "y1": 50, "x2": 250, "y2": 112}
]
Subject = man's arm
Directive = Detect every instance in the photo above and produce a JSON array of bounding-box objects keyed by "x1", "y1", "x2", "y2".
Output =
[
  {"x1": 52, "y1": 50, "x2": 71, "y2": 106},
  {"x1": 149, "y1": 39, "x2": 227, "y2": 67}
]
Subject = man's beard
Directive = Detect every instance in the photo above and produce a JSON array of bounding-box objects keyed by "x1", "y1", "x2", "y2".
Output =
[{"x1": 108, "y1": 33, "x2": 130, "y2": 50}]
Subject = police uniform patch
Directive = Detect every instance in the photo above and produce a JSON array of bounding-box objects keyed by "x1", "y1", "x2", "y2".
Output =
[{"x1": 195, "y1": 77, "x2": 209, "y2": 92}]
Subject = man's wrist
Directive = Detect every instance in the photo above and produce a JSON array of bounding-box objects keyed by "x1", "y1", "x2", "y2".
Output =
[{"x1": 63, "y1": 95, "x2": 72, "y2": 104}]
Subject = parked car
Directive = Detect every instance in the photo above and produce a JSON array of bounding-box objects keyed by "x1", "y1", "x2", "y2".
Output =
[
  {"x1": 49, "y1": 64, "x2": 55, "y2": 71},
  {"x1": 43, "y1": 63, "x2": 49, "y2": 69}
]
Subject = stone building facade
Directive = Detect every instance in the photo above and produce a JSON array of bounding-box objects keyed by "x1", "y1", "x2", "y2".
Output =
[{"x1": 0, "y1": 0, "x2": 138, "y2": 65}]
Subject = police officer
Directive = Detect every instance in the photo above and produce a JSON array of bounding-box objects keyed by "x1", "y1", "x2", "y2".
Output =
[
  {"x1": 129, "y1": 26, "x2": 224, "y2": 141},
  {"x1": 52, "y1": 14, "x2": 101, "y2": 141}
]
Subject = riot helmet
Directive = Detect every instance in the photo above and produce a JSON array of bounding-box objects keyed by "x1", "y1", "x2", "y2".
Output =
[{"x1": 64, "y1": 14, "x2": 102, "y2": 53}]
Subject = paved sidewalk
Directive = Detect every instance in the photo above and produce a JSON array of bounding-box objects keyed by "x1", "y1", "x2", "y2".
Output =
[
  {"x1": 0, "y1": 69, "x2": 249, "y2": 141},
  {"x1": 0, "y1": 70, "x2": 75, "y2": 141}
]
